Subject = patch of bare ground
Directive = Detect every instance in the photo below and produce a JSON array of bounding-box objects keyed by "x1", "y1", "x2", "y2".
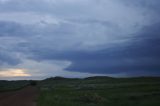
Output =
[{"x1": 0, "y1": 86, "x2": 38, "y2": 106}]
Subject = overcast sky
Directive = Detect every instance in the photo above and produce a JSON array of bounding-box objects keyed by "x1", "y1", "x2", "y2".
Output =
[{"x1": 0, "y1": 0, "x2": 160, "y2": 80}]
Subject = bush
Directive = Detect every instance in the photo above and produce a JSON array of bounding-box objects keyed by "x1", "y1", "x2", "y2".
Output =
[{"x1": 30, "y1": 81, "x2": 37, "y2": 86}]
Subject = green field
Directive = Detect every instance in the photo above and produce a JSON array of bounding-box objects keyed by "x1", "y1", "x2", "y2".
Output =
[
  {"x1": 0, "y1": 80, "x2": 29, "y2": 92},
  {"x1": 1, "y1": 77, "x2": 160, "y2": 106},
  {"x1": 37, "y1": 77, "x2": 160, "y2": 106}
]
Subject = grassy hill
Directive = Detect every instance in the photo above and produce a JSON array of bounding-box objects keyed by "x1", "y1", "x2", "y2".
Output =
[{"x1": 37, "y1": 76, "x2": 160, "y2": 106}]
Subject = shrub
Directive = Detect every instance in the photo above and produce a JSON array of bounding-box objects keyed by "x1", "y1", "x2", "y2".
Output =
[{"x1": 30, "y1": 81, "x2": 37, "y2": 86}]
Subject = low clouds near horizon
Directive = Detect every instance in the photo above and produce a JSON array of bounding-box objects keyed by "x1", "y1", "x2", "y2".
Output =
[{"x1": 0, "y1": 0, "x2": 160, "y2": 80}]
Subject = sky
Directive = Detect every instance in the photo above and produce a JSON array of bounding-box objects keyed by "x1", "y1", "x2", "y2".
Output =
[{"x1": 0, "y1": 0, "x2": 160, "y2": 80}]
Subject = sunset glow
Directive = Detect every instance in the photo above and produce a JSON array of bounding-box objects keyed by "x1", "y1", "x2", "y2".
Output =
[{"x1": 0, "y1": 69, "x2": 31, "y2": 77}]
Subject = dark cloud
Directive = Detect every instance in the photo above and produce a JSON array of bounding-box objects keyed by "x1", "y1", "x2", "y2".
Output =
[
  {"x1": 23, "y1": 22, "x2": 160, "y2": 76},
  {"x1": 66, "y1": 23, "x2": 160, "y2": 75},
  {"x1": 0, "y1": 21, "x2": 37, "y2": 37},
  {"x1": 0, "y1": 0, "x2": 160, "y2": 78},
  {"x1": 0, "y1": 50, "x2": 21, "y2": 66}
]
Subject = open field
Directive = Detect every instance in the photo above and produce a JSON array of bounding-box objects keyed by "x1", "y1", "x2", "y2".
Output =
[
  {"x1": 0, "y1": 80, "x2": 29, "y2": 92},
  {"x1": 38, "y1": 77, "x2": 160, "y2": 106},
  {"x1": 0, "y1": 77, "x2": 160, "y2": 106}
]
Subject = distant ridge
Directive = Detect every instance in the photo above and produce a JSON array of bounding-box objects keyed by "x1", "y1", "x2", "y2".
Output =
[
  {"x1": 84, "y1": 76, "x2": 114, "y2": 80},
  {"x1": 43, "y1": 76, "x2": 80, "y2": 81},
  {"x1": 42, "y1": 76, "x2": 160, "y2": 81}
]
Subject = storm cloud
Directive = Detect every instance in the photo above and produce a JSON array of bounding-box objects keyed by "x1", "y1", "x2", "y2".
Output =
[{"x1": 0, "y1": 0, "x2": 160, "y2": 79}]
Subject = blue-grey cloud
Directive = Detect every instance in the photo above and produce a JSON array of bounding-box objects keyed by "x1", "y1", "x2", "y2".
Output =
[
  {"x1": 0, "y1": 0, "x2": 160, "y2": 78},
  {"x1": 67, "y1": 22, "x2": 160, "y2": 75},
  {"x1": 23, "y1": 22, "x2": 160, "y2": 76},
  {"x1": 0, "y1": 50, "x2": 21, "y2": 66}
]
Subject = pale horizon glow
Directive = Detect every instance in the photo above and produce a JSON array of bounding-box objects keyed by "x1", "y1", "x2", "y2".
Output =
[{"x1": 0, "y1": 69, "x2": 31, "y2": 77}]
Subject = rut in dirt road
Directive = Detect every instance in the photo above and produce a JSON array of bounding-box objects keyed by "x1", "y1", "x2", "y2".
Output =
[{"x1": 0, "y1": 86, "x2": 38, "y2": 106}]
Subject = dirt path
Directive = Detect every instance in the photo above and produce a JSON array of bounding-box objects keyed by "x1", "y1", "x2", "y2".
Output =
[{"x1": 0, "y1": 86, "x2": 38, "y2": 106}]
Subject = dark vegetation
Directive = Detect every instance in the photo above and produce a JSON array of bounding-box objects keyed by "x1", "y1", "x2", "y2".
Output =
[
  {"x1": 0, "y1": 80, "x2": 29, "y2": 92},
  {"x1": 37, "y1": 76, "x2": 160, "y2": 106},
  {"x1": 1, "y1": 76, "x2": 160, "y2": 106},
  {"x1": 30, "y1": 80, "x2": 38, "y2": 86}
]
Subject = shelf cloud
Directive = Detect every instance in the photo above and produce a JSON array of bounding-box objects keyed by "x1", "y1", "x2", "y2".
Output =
[{"x1": 0, "y1": 0, "x2": 160, "y2": 79}]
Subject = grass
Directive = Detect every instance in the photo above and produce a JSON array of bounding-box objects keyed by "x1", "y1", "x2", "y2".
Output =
[
  {"x1": 0, "y1": 80, "x2": 29, "y2": 92},
  {"x1": 1, "y1": 77, "x2": 160, "y2": 106},
  {"x1": 37, "y1": 77, "x2": 160, "y2": 106}
]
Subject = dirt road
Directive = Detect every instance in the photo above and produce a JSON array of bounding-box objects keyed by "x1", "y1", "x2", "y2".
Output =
[{"x1": 0, "y1": 86, "x2": 38, "y2": 106}]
